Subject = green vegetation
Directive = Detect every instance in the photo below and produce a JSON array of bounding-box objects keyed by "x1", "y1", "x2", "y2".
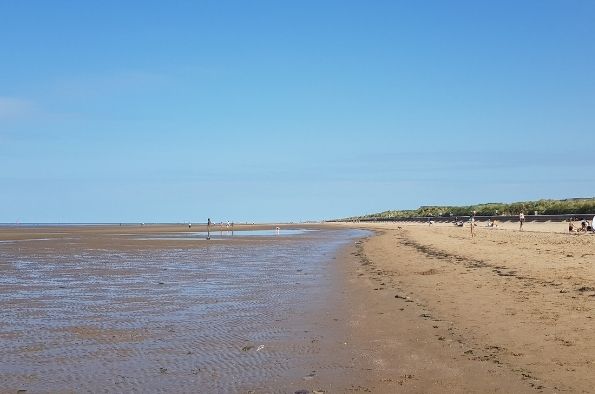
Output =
[{"x1": 345, "y1": 197, "x2": 595, "y2": 220}]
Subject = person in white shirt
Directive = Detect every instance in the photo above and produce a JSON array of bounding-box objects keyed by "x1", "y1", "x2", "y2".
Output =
[{"x1": 519, "y1": 212, "x2": 525, "y2": 231}]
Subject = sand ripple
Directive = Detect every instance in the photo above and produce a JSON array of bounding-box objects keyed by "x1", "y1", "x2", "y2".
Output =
[{"x1": 0, "y1": 228, "x2": 367, "y2": 392}]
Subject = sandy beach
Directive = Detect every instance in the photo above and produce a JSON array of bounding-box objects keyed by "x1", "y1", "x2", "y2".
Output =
[
  {"x1": 1, "y1": 222, "x2": 594, "y2": 393},
  {"x1": 333, "y1": 220, "x2": 595, "y2": 393},
  {"x1": 4, "y1": 0, "x2": 593, "y2": 392}
]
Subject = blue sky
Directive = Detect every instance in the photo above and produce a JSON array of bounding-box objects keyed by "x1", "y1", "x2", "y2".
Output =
[{"x1": 1, "y1": 1, "x2": 594, "y2": 223}]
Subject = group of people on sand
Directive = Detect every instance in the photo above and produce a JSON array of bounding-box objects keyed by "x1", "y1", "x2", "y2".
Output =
[
  {"x1": 568, "y1": 216, "x2": 595, "y2": 234},
  {"x1": 452, "y1": 212, "x2": 595, "y2": 236},
  {"x1": 464, "y1": 211, "x2": 502, "y2": 238},
  {"x1": 468, "y1": 211, "x2": 538, "y2": 237},
  {"x1": 453, "y1": 214, "x2": 497, "y2": 237}
]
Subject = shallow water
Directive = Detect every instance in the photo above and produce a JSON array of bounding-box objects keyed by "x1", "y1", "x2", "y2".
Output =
[
  {"x1": 132, "y1": 228, "x2": 314, "y2": 240},
  {"x1": 0, "y1": 228, "x2": 368, "y2": 392}
]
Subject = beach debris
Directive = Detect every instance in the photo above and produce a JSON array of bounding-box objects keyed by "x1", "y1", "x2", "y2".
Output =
[
  {"x1": 349, "y1": 385, "x2": 371, "y2": 392},
  {"x1": 256, "y1": 345, "x2": 264, "y2": 352},
  {"x1": 396, "y1": 374, "x2": 415, "y2": 385},
  {"x1": 241, "y1": 345, "x2": 254, "y2": 352},
  {"x1": 312, "y1": 390, "x2": 326, "y2": 394},
  {"x1": 418, "y1": 268, "x2": 439, "y2": 275},
  {"x1": 303, "y1": 370, "x2": 316, "y2": 380},
  {"x1": 159, "y1": 367, "x2": 168, "y2": 374}
]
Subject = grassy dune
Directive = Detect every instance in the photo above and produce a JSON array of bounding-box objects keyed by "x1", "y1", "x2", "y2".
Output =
[{"x1": 347, "y1": 197, "x2": 595, "y2": 220}]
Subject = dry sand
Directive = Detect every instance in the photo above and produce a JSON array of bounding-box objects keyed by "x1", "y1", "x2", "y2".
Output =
[
  {"x1": 1, "y1": 222, "x2": 594, "y2": 393},
  {"x1": 335, "y1": 220, "x2": 595, "y2": 393}
]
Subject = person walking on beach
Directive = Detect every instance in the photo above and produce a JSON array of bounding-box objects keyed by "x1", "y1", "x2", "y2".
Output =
[
  {"x1": 470, "y1": 211, "x2": 476, "y2": 238},
  {"x1": 519, "y1": 212, "x2": 525, "y2": 231}
]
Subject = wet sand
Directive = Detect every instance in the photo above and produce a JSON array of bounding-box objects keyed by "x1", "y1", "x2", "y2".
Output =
[
  {"x1": 2, "y1": 222, "x2": 594, "y2": 392},
  {"x1": 0, "y1": 224, "x2": 371, "y2": 393}
]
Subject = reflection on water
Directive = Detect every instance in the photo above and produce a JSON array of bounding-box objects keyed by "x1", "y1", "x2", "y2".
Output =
[
  {"x1": 0, "y1": 228, "x2": 369, "y2": 392},
  {"x1": 133, "y1": 229, "x2": 314, "y2": 240}
]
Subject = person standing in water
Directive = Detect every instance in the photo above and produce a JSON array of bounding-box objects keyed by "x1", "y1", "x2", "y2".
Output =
[{"x1": 519, "y1": 212, "x2": 525, "y2": 231}]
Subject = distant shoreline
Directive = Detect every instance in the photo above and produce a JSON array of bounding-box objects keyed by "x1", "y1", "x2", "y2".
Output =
[{"x1": 337, "y1": 212, "x2": 595, "y2": 224}]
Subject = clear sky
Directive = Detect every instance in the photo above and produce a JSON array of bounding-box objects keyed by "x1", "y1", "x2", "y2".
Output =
[{"x1": 1, "y1": 1, "x2": 594, "y2": 223}]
